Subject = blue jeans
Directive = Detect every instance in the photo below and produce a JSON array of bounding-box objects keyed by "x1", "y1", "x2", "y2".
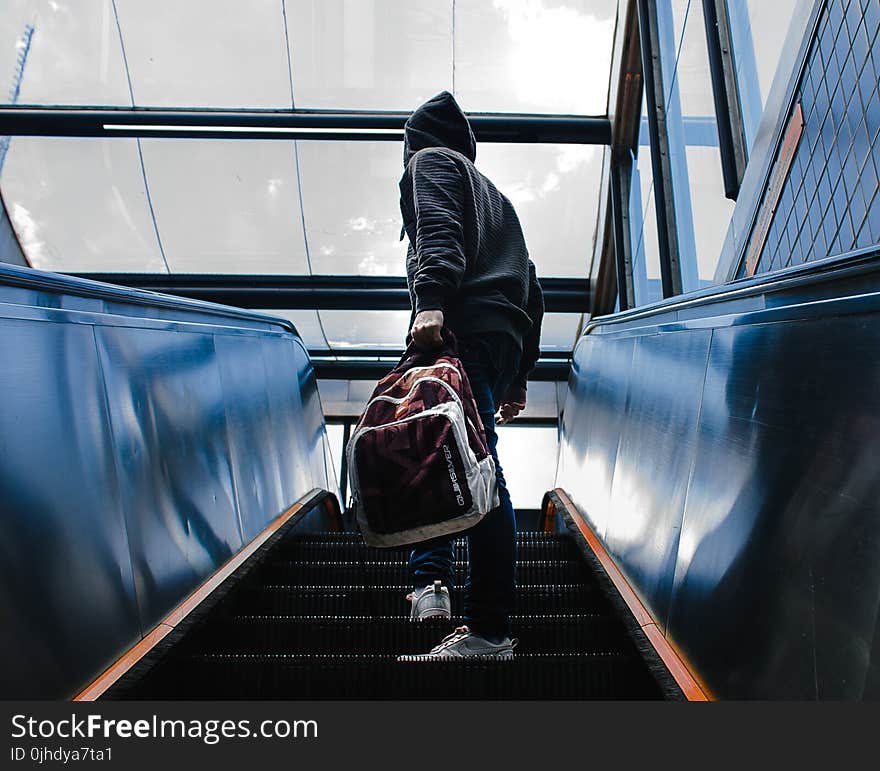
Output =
[{"x1": 408, "y1": 333, "x2": 520, "y2": 640}]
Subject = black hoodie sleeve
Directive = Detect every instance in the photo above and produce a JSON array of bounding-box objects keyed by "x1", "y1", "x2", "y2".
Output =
[
  {"x1": 512, "y1": 260, "x2": 544, "y2": 391},
  {"x1": 406, "y1": 149, "x2": 468, "y2": 314}
]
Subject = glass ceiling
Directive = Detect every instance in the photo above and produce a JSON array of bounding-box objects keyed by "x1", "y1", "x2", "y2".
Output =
[
  {"x1": 1, "y1": 137, "x2": 603, "y2": 276},
  {"x1": 0, "y1": 0, "x2": 616, "y2": 112},
  {"x1": 0, "y1": 0, "x2": 619, "y2": 357}
]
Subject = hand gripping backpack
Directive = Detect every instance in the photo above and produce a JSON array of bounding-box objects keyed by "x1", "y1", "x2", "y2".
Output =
[{"x1": 346, "y1": 331, "x2": 499, "y2": 547}]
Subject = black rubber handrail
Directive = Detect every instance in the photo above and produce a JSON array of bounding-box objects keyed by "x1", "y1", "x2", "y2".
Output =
[{"x1": 583, "y1": 246, "x2": 880, "y2": 336}]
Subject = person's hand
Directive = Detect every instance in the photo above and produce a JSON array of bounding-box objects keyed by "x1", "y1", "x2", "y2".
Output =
[
  {"x1": 496, "y1": 385, "x2": 526, "y2": 425},
  {"x1": 410, "y1": 310, "x2": 444, "y2": 350}
]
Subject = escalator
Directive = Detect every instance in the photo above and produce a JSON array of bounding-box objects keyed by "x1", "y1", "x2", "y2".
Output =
[{"x1": 99, "y1": 495, "x2": 665, "y2": 699}]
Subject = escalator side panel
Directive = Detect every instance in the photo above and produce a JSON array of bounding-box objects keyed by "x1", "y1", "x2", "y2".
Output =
[
  {"x1": 669, "y1": 317, "x2": 880, "y2": 699},
  {"x1": 557, "y1": 335, "x2": 635, "y2": 541},
  {"x1": 558, "y1": 281, "x2": 880, "y2": 699},
  {"x1": 96, "y1": 325, "x2": 244, "y2": 633},
  {"x1": 0, "y1": 270, "x2": 334, "y2": 699},
  {"x1": 602, "y1": 329, "x2": 712, "y2": 632},
  {"x1": 0, "y1": 318, "x2": 140, "y2": 699},
  {"x1": 260, "y1": 337, "x2": 315, "y2": 506},
  {"x1": 294, "y1": 342, "x2": 335, "y2": 495},
  {"x1": 215, "y1": 333, "x2": 288, "y2": 542}
]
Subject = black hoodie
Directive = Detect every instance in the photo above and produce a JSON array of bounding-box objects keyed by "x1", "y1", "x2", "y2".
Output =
[{"x1": 399, "y1": 91, "x2": 544, "y2": 390}]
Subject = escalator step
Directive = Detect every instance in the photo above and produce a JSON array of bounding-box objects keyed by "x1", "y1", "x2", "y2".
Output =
[
  {"x1": 282, "y1": 532, "x2": 569, "y2": 545},
  {"x1": 277, "y1": 536, "x2": 579, "y2": 563},
  {"x1": 121, "y1": 653, "x2": 661, "y2": 699},
  {"x1": 179, "y1": 614, "x2": 629, "y2": 655},
  {"x1": 218, "y1": 583, "x2": 605, "y2": 617},
  {"x1": 255, "y1": 560, "x2": 589, "y2": 586},
  {"x1": 105, "y1": 529, "x2": 665, "y2": 701}
]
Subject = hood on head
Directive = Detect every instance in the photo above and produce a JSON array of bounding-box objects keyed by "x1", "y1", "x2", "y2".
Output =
[{"x1": 403, "y1": 91, "x2": 476, "y2": 166}]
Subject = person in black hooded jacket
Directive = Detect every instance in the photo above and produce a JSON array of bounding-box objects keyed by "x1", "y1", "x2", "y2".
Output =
[{"x1": 397, "y1": 91, "x2": 544, "y2": 659}]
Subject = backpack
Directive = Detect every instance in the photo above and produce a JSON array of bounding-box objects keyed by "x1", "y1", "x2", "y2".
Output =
[{"x1": 346, "y1": 331, "x2": 499, "y2": 547}]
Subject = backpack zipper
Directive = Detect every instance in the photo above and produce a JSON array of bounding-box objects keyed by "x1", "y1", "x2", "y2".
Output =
[{"x1": 358, "y1": 374, "x2": 482, "y2": 444}]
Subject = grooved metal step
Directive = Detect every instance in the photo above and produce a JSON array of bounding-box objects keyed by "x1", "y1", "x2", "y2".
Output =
[
  {"x1": 218, "y1": 584, "x2": 606, "y2": 616},
  {"x1": 275, "y1": 534, "x2": 580, "y2": 563},
  {"x1": 281, "y1": 533, "x2": 572, "y2": 545},
  {"x1": 180, "y1": 614, "x2": 629, "y2": 655},
  {"x1": 105, "y1": 528, "x2": 664, "y2": 700},
  {"x1": 255, "y1": 559, "x2": 589, "y2": 586},
  {"x1": 120, "y1": 653, "x2": 657, "y2": 699}
]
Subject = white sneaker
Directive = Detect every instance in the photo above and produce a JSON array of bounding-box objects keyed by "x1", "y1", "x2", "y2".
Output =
[
  {"x1": 406, "y1": 580, "x2": 451, "y2": 621},
  {"x1": 398, "y1": 626, "x2": 517, "y2": 661}
]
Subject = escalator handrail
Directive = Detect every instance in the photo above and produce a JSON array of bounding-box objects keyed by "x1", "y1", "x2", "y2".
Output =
[
  {"x1": 0, "y1": 262, "x2": 300, "y2": 338},
  {"x1": 541, "y1": 488, "x2": 711, "y2": 701},
  {"x1": 582, "y1": 244, "x2": 880, "y2": 338}
]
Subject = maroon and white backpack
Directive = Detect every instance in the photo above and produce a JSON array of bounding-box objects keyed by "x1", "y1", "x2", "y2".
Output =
[{"x1": 346, "y1": 333, "x2": 499, "y2": 547}]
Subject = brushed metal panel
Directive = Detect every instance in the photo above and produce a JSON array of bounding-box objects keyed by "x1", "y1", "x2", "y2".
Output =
[
  {"x1": 96, "y1": 326, "x2": 242, "y2": 631},
  {"x1": 561, "y1": 336, "x2": 636, "y2": 540},
  {"x1": 668, "y1": 317, "x2": 880, "y2": 698},
  {"x1": 259, "y1": 337, "x2": 314, "y2": 505},
  {"x1": 556, "y1": 339, "x2": 600, "y2": 514},
  {"x1": 604, "y1": 329, "x2": 711, "y2": 631},
  {"x1": 215, "y1": 333, "x2": 286, "y2": 541},
  {"x1": 294, "y1": 341, "x2": 334, "y2": 492},
  {"x1": 1, "y1": 266, "x2": 331, "y2": 698},
  {"x1": 0, "y1": 318, "x2": 139, "y2": 698}
]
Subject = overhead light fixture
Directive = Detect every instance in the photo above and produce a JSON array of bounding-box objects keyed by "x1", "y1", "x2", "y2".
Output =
[{"x1": 102, "y1": 124, "x2": 405, "y2": 135}]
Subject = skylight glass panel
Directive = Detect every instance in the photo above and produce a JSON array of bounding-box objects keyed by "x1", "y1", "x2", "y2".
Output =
[
  {"x1": 287, "y1": 0, "x2": 452, "y2": 110},
  {"x1": 114, "y1": 0, "x2": 292, "y2": 108},
  {"x1": 477, "y1": 143, "x2": 603, "y2": 277},
  {"x1": 454, "y1": 0, "x2": 616, "y2": 114},
  {"x1": 296, "y1": 140, "x2": 602, "y2": 279},
  {"x1": 1, "y1": 1, "x2": 618, "y2": 114},
  {"x1": 0, "y1": 0, "x2": 130, "y2": 107},
  {"x1": 138, "y1": 139, "x2": 309, "y2": 273},
  {"x1": 296, "y1": 140, "x2": 408, "y2": 276},
  {"x1": 1, "y1": 138, "x2": 601, "y2": 277},
  {"x1": 318, "y1": 310, "x2": 411, "y2": 349},
  {"x1": 1, "y1": 137, "x2": 166, "y2": 272}
]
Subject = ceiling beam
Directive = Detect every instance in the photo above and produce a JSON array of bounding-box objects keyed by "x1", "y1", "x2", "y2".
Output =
[
  {"x1": 68, "y1": 273, "x2": 590, "y2": 313},
  {"x1": 0, "y1": 107, "x2": 611, "y2": 144}
]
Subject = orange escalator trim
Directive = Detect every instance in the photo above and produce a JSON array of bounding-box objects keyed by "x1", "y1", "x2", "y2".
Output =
[
  {"x1": 551, "y1": 488, "x2": 712, "y2": 701},
  {"x1": 72, "y1": 491, "x2": 321, "y2": 702}
]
